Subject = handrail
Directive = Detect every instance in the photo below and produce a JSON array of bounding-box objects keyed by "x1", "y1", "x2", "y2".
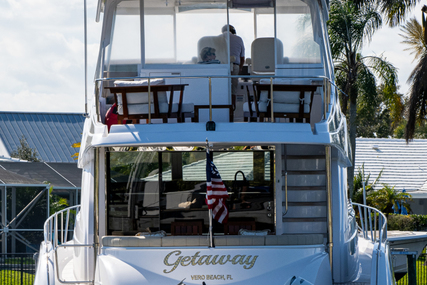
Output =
[
  {"x1": 43, "y1": 205, "x2": 81, "y2": 246},
  {"x1": 98, "y1": 74, "x2": 333, "y2": 124},
  {"x1": 352, "y1": 202, "x2": 387, "y2": 251},
  {"x1": 95, "y1": 74, "x2": 329, "y2": 82},
  {"x1": 54, "y1": 244, "x2": 94, "y2": 284},
  {"x1": 43, "y1": 205, "x2": 94, "y2": 284},
  {"x1": 282, "y1": 171, "x2": 288, "y2": 216}
]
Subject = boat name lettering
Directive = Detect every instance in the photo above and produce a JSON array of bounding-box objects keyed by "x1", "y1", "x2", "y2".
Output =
[{"x1": 163, "y1": 250, "x2": 258, "y2": 273}]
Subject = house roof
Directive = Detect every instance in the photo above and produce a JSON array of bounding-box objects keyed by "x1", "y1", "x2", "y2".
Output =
[
  {"x1": 0, "y1": 112, "x2": 85, "y2": 163},
  {"x1": 0, "y1": 161, "x2": 81, "y2": 188},
  {"x1": 355, "y1": 138, "x2": 427, "y2": 198},
  {"x1": 0, "y1": 167, "x2": 42, "y2": 185}
]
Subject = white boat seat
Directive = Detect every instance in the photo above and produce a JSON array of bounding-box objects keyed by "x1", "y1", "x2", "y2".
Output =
[
  {"x1": 106, "y1": 80, "x2": 191, "y2": 123},
  {"x1": 125, "y1": 101, "x2": 194, "y2": 116},
  {"x1": 122, "y1": 91, "x2": 167, "y2": 115},
  {"x1": 243, "y1": 102, "x2": 257, "y2": 113},
  {"x1": 197, "y1": 35, "x2": 228, "y2": 64},
  {"x1": 250, "y1": 37, "x2": 283, "y2": 76},
  {"x1": 243, "y1": 101, "x2": 310, "y2": 113},
  {"x1": 248, "y1": 81, "x2": 322, "y2": 123}
]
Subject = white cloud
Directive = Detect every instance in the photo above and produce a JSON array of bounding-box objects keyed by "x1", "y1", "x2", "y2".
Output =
[
  {"x1": 0, "y1": 0, "x2": 101, "y2": 113},
  {"x1": 0, "y1": 90, "x2": 84, "y2": 112}
]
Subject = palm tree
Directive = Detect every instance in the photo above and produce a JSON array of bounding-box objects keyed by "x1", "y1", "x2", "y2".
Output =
[
  {"x1": 353, "y1": 0, "x2": 421, "y2": 27},
  {"x1": 356, "y1": 80, "x2": 404, "y2": 138},
  {"x1": 328, "y1": 0, "x2": 398, "y2": 197},
  {"x1": 400, "y1": 9, "x2": 427, "y2": 141},
  {"x1": 368, "y1": 184, "x2": 412, "y2": 216},
  {"x1": 352, "y1": 164, "x2": 383, "y2": 204}
]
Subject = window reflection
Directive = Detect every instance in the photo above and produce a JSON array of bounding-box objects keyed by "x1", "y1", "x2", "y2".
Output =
[
  {"x1": 106, "y1": 149, "x2": 275, "y2": 236},
  {"x1": 144, "y1": 1, "x2": 228, "y2": 64}
]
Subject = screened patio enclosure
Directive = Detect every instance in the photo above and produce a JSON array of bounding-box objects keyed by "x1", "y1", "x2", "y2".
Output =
[{"x1": 0, "y1": 162, "x2": 81, "y2": 254}]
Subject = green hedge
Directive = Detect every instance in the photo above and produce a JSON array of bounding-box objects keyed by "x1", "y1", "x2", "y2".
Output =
[{"x1": 388, "y1": 214, "x2": 427, "y2": 231}]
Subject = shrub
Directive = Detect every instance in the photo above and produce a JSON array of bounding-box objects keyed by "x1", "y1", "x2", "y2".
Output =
[
  {"x1": 388, "y1": 214, "x2": 427, "y2": 231},
  {"x1": 410, "y1": 214, "x2": 427, "y2": 231},
  {"x1": 388, "y1": 214, "x2": 414, "y2": 231}
]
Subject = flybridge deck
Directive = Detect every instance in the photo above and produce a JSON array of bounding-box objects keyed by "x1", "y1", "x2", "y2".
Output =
[{"x1": 92, "y1": 0, "x2": 335, "y2": 133}]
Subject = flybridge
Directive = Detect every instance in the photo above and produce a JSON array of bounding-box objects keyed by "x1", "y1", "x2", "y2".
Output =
[{"x1": 93, "y1": 0, "x2": 334, "y2": 129}]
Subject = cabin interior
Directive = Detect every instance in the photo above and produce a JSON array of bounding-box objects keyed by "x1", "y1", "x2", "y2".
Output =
[
  {"x1": 106, "y1": 148, "x2": 275, "y2": 237},
  {"x1": 103, "y1": 143, "x2": 330, "y2": 244}
]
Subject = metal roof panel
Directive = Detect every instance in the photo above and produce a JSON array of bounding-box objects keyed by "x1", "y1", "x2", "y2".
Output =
[
  {"x1": 0, "y1": 162, "x2": 81, "y2": 188},
  {"x1": 0, "y1": 112, "x2": 84, "y2": 163},
  {"x1": 355, "y1": 138, "x2": 427, "y2": 192}
]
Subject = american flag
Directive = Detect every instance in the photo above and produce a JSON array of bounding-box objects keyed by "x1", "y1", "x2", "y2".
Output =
[{"x1": 206, "y1": 150, "x2": 229, "y2": 224}]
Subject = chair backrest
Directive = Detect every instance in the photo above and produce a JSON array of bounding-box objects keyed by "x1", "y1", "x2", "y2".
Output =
[
  {"x1": 197, "y1": 35, "x2": 228, "y2": 64},
  {"x1": 251, "y1": 38, "x2": 283, "y2": 74}
]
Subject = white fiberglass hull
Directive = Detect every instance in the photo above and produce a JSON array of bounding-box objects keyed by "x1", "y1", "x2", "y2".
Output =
[{"x1": 95, "y1": 245, "x2": 332, "y2": 285}]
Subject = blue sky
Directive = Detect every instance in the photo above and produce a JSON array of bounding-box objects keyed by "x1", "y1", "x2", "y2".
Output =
[{"x1": 0, "y1": 0, "x2": 422, "y2": 113}]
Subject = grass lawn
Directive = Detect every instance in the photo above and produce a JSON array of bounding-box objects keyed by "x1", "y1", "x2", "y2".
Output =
[{"x1": 0, "y1": 270, "x2": 35, "y2": 285}]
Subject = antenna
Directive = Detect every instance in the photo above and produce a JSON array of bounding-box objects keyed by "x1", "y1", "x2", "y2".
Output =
[{"x1": 84, "y1": 0, "x2": 88, "y2": 117}]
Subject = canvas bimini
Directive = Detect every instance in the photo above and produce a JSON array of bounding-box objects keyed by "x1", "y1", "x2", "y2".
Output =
[{"x1": 34, "y1": 0, "x2": 397, "y2": 284}]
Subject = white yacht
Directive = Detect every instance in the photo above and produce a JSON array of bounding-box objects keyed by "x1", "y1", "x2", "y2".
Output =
[{"x1": 34, "y1": 0, "x2": 398, "y2": 284}]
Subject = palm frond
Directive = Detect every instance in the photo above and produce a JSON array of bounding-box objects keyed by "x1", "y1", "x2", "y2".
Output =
[
  {"x1": 381, "y1": 84, "x2": 405, "y2": 128},
  {"x1": 399, "y1": 17, "x2": 427, "y2": 62},
  {"x1": 356, "y1": 63, "x2": 378, "y2": 103},
  {"x1": 329, "y1": 0, "x2": 382, "y2": 61},
  {"x1": 379, "y1": 0, "x2": 418, "y2": 27},
  {"x1": 405, "y1": 53, "x2": 427, "y2": 141},
  {"x1": 358, "y1": 4, "x2": 383, "y2": 44},
  {"x1": 362, "y1": 54, "x2": 398, "y2": 87}
]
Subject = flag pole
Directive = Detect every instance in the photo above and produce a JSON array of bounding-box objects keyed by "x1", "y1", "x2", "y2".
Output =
[
  {"x1": 206, "y1": 139, "x2": 214, "y2": 248},
  {"x1": 209, "y1": 207, "x2": 213, "y2": 248}
]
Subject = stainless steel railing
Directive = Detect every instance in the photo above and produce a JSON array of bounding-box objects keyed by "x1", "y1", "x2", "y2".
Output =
[
  {"x1": 43, "y1": 205, "x2": 80, "y2": 246},
  {"x1": 95, "y1": 74, "x2": 336, "y2": 124},
  {"x1": 352, "y1": 202, "x2": 387, "y2": 251},
  {"x1": 43, "y1": 205, "x2": 94, "y2": 284}
]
